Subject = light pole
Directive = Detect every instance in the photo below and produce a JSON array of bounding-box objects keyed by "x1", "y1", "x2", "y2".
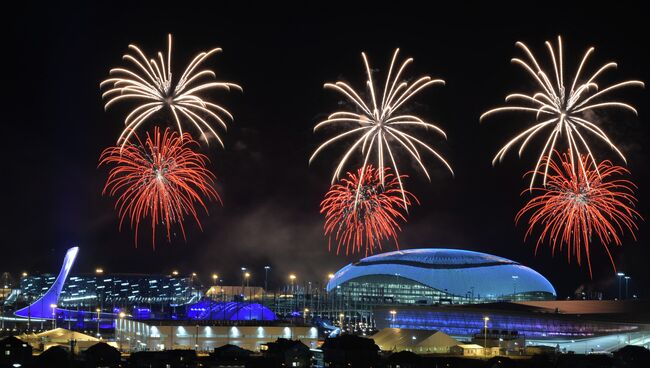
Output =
[
  {"x1": 511, "y1": 276, "x2": 519, "y2": 301},
  {"x1": 212, "y1": 274, "x2": 219, "y2": 301},
  {"x1": 189, "y1": 272, "x2": 197, "y2": 302},
  {"x1": 484, "y1": 316, "x2": 490, "y2": 357},
  {"x1": 50, "y1": 304, "x2": 57, "y2": 329},
  {"x1": 625, "y1": 276, "x2": 631, "y2": 300},
  {"x1": 118, "y1": 312, "x2": 126, "y2": 351},
  {"x1": 264, "y1": 266, "x2": 271, "y2": 310},
  {"x1": 95, "y1": 268, "x2": 104, "y2": 312},
  {"x1": 241, "y1": 267, "x2": 247, "y2": 297},
  {"x1": 304, "y1": 308, "x2": 309, "y2": 323},
  {"x1": 96, "y1": 308, "x2": 101, "y2": 337},
  {"x1": 264, "y1": 266, "x2": 271, "y2": 292},
  {"x1": 617, "y1": 272, "x2": 625, "y2": 300},
  {"x1": 289, "y1": 274, "x2": 296, "y2": 315},
  {"x1": 389, "y1": 310, "x2": 396, "y2": 326}
]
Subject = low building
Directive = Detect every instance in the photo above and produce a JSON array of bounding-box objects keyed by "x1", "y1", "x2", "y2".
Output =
[
  {"x1": 206, "y1": 285, "x2": 266, "y2": 301},
  {"x1": 371, "y1": 328, "x2": 459, "y2": 353},
  {"x1": 450, "y1": 344, "x2": 500, "y2": 357},
  {"x1": 116, "y1": 319, "x2": 319, "y2": 352},
  {"x1": 471, "y1": 328, "x2": 525, "y2": 354},
  {"x1": 18, "y1": 327, "x2": 109, "y2": 353},
  {"x1": 262, "y1": 338, "x2": 312, "y2": 367},
  {"x1": 1, "y1": 336, "x2": 32, "y2": 367},
  {"x1": 210, "y1": 344, "x2": 253, "y2": 366},
  {"x1": 321, "y1": 334, "x2": 380, "y2": 368},
  {"x1": 128, "y1": 350, "x2": 197, "y2": 368},
  {"x1": 82, "y1": 342, "x2": 121, "y2": 368}
]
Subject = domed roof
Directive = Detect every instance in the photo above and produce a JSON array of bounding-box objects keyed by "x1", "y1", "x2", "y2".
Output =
[{"x1": 327, "y1": 248, "x2": 556, "y2": 299}]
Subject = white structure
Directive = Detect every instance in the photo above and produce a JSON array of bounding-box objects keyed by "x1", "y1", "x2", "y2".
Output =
[{"x1": 116, "y1": 319, "x2": 319, "y2": 352}]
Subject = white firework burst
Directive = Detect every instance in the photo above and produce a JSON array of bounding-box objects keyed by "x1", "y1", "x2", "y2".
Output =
[
  {"x1": 100, "y1": 34, "x2": 241, "y2": 148},
  {"x1": 310, "y1": 48, "x2": 453, "y2": 208},
  {"x1": 481, "y1": 36, "x2": 643, "y2": 189}
]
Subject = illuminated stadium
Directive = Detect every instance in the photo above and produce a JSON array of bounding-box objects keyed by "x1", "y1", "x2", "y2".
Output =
[{"x1": 326, "y1": 248, "x2": 557, "y2": 306}]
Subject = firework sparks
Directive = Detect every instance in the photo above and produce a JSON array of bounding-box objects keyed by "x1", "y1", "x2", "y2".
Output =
[
  {"x1": 320, "y1": 165, "x2": 417, "y2": 256},
  {"x1": 310, "y1": 49, "x2": 453, "y2": 208},
  {"x1": 481, "y1": 36, "x2": 643, "y2": 189},
  {"x1": 100, "y1": 34, "x2": 241, "y2": 148},
  {"x1": 516, "y1": 150, "x2": 640, "y2": 277},
  {"x1": 99, "y1": 127, "x2": 220, "y2": 247}
]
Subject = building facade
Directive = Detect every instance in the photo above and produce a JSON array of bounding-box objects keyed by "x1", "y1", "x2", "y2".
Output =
[
  {"x1": 116, "y1": 319, "x2": 319, "y2": 352},
  {"x1": 18, "y1": 273, "x2": 198, "y2": 310}
]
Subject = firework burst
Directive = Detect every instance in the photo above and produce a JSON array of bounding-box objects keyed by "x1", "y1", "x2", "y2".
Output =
[
  {"x1": 99, "y1": 127, "x2": 220, "y2": 247},
  {"x1": 320, "y1": 165, "x2": 417, "y2": 256},
  {"x1": 481, "y1": 36, "x2": 643, "y2": 189},
  {"x1": 310, "y1": 49, "x2": 452, "y2": 208},
  {"x1": 516, "y1": 150, "x2": 640, "y2": 277},
  {"x1": 100, "y1": 34, "x2": 241, "y2": 148}
]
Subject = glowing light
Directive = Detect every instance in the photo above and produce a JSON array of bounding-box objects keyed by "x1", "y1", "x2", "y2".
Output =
[
  {"x1": 311, "y1": 49, "x2": 453, "y2": 207},
  {"x1": 321, "y1": 165, "x2": 416, "y2": 256},
  {"x1": 481, "y1": 36, "x2": 643, "y2": 189},
  {"x1": 100, "y1": 34, "x2": 241, "y2": 148},
  {"x1": 516, "y1": 150, "x2": 640, "y2": 277}
]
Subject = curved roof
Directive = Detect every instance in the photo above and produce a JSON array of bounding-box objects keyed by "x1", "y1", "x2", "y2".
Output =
[{"x1": 326, "y1": 248, "x2": 556, "y2": 298}]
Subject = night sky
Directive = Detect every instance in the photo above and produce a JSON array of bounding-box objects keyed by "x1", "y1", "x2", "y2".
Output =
[{"x1": 6, "y1": 2, "x2": 650, "y2": 298}]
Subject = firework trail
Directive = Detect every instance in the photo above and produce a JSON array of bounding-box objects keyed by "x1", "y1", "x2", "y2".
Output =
[
  {"x1": 99, "y1": 127, "x2": 220, "y2": 247},
  {"x1": 516, "y1": 149, "x2": 640, "y2": 277},
  {"x1": 311, "y1": 49, "x2": 452, "y2": 208},
  {"x1": 101, "y1": 34, "x2": 241, "y2": 148},
  {"x1": 321, "y1": 165, "x2": 417, "y2": 256},
  {"x1": 481, "y1": 36, "x2": 643, "y2": 189}
]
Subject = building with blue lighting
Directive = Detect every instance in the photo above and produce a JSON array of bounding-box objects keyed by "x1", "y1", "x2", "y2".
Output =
[{"x1": 327, "y1": 248, "x2": 556, "y2": 307}]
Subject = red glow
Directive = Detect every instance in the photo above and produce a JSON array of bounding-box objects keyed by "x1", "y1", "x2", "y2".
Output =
[
  {"x1": 320, "y1": 165, "x2": 417, "y2": 257},
  {"x1": 99, "y1": 127, "x2": 220, "y2": 247},
  {"x1": 516, "y1": 150, "x2": 640, "y2": 277}
]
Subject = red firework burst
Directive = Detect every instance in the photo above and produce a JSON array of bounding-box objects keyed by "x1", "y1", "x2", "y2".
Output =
[
  {"x1": 99, "y1": 127, "x2": 220, "y2": 247},
  {"x1": 516, "y1": 150, "x2": 640, "y2": 277},
  {"x1": 320, "y1": 165, "x2": 417, "y2": 256}
]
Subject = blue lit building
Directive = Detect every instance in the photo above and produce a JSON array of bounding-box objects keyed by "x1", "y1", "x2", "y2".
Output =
[
  {"x1": 186, "y1": 301, "x2": 276, "y2": 321},
  {"x1": 327, "y1": 248, "x2": 556, "y2": 307}
]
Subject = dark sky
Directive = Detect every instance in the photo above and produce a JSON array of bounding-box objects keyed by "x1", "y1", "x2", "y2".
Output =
[{"x1": 5, "y1": 2, "x2": 649, "y2": 299}]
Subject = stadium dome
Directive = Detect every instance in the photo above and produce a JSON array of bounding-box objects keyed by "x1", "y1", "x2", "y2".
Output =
[{"x1": 327, "y1": 248, "x2": 555, "y2": 302}]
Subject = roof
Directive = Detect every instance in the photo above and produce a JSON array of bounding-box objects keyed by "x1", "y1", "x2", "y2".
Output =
[
  {"x1": 455, "y1": 344, "x2": 485, "y2": 349},
  {"x1": 371, "y1": 328, "x2": 459, "y2": 351},
  {"x1": 33, "y1": 328, "x2": 99, "y2": 342},
  {"x1": 327, "y1": 248, "x2": 556, "y2": 298}
]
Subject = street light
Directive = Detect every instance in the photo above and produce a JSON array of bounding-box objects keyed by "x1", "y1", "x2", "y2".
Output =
[
  {"x1": 96, "y1": 308, "x2": 101, "y2": 337},
  {"x1": 511, "y1": 275, "x2": 519, "y2": 301},
  {"x1": 289, "y1": 274, "x2": 297, "y2": 314},
  {"x1": 172, "y1": 270, "x2": 179, "y2": 276},
  {"x1": 625, "y1": 276, "x2": 631, "y2": 299},
  {"x1": 21, "y1": 272, "x2": 28, "y2": 278},
  {"x1": 389, "y1": 310, "x2": 397, "y2": 323},
  {"x1": 483, "y1": 317, "x2": 490, "y2": 356},
  {"x1": 95, "y1": 268, "x2": 104, "y2": 275},
  {"x1": 50, "y1": 304, "x2": 57, "y2": 329},
  {"x1": 118, "y1": 312, "x2": 126, "y2": 351},
  {"x1": 264, "y1": 266, "x2": 271, "y2": 292},
  {"x1": 264, "y1": 266, "x2": 271, "y2": 306},
  {"x1": 617, "y1": 272, "x2": 625, "y2": 300},
  {"x1": 304, "y1": 308, "x2": 309, "y2": 322}
]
